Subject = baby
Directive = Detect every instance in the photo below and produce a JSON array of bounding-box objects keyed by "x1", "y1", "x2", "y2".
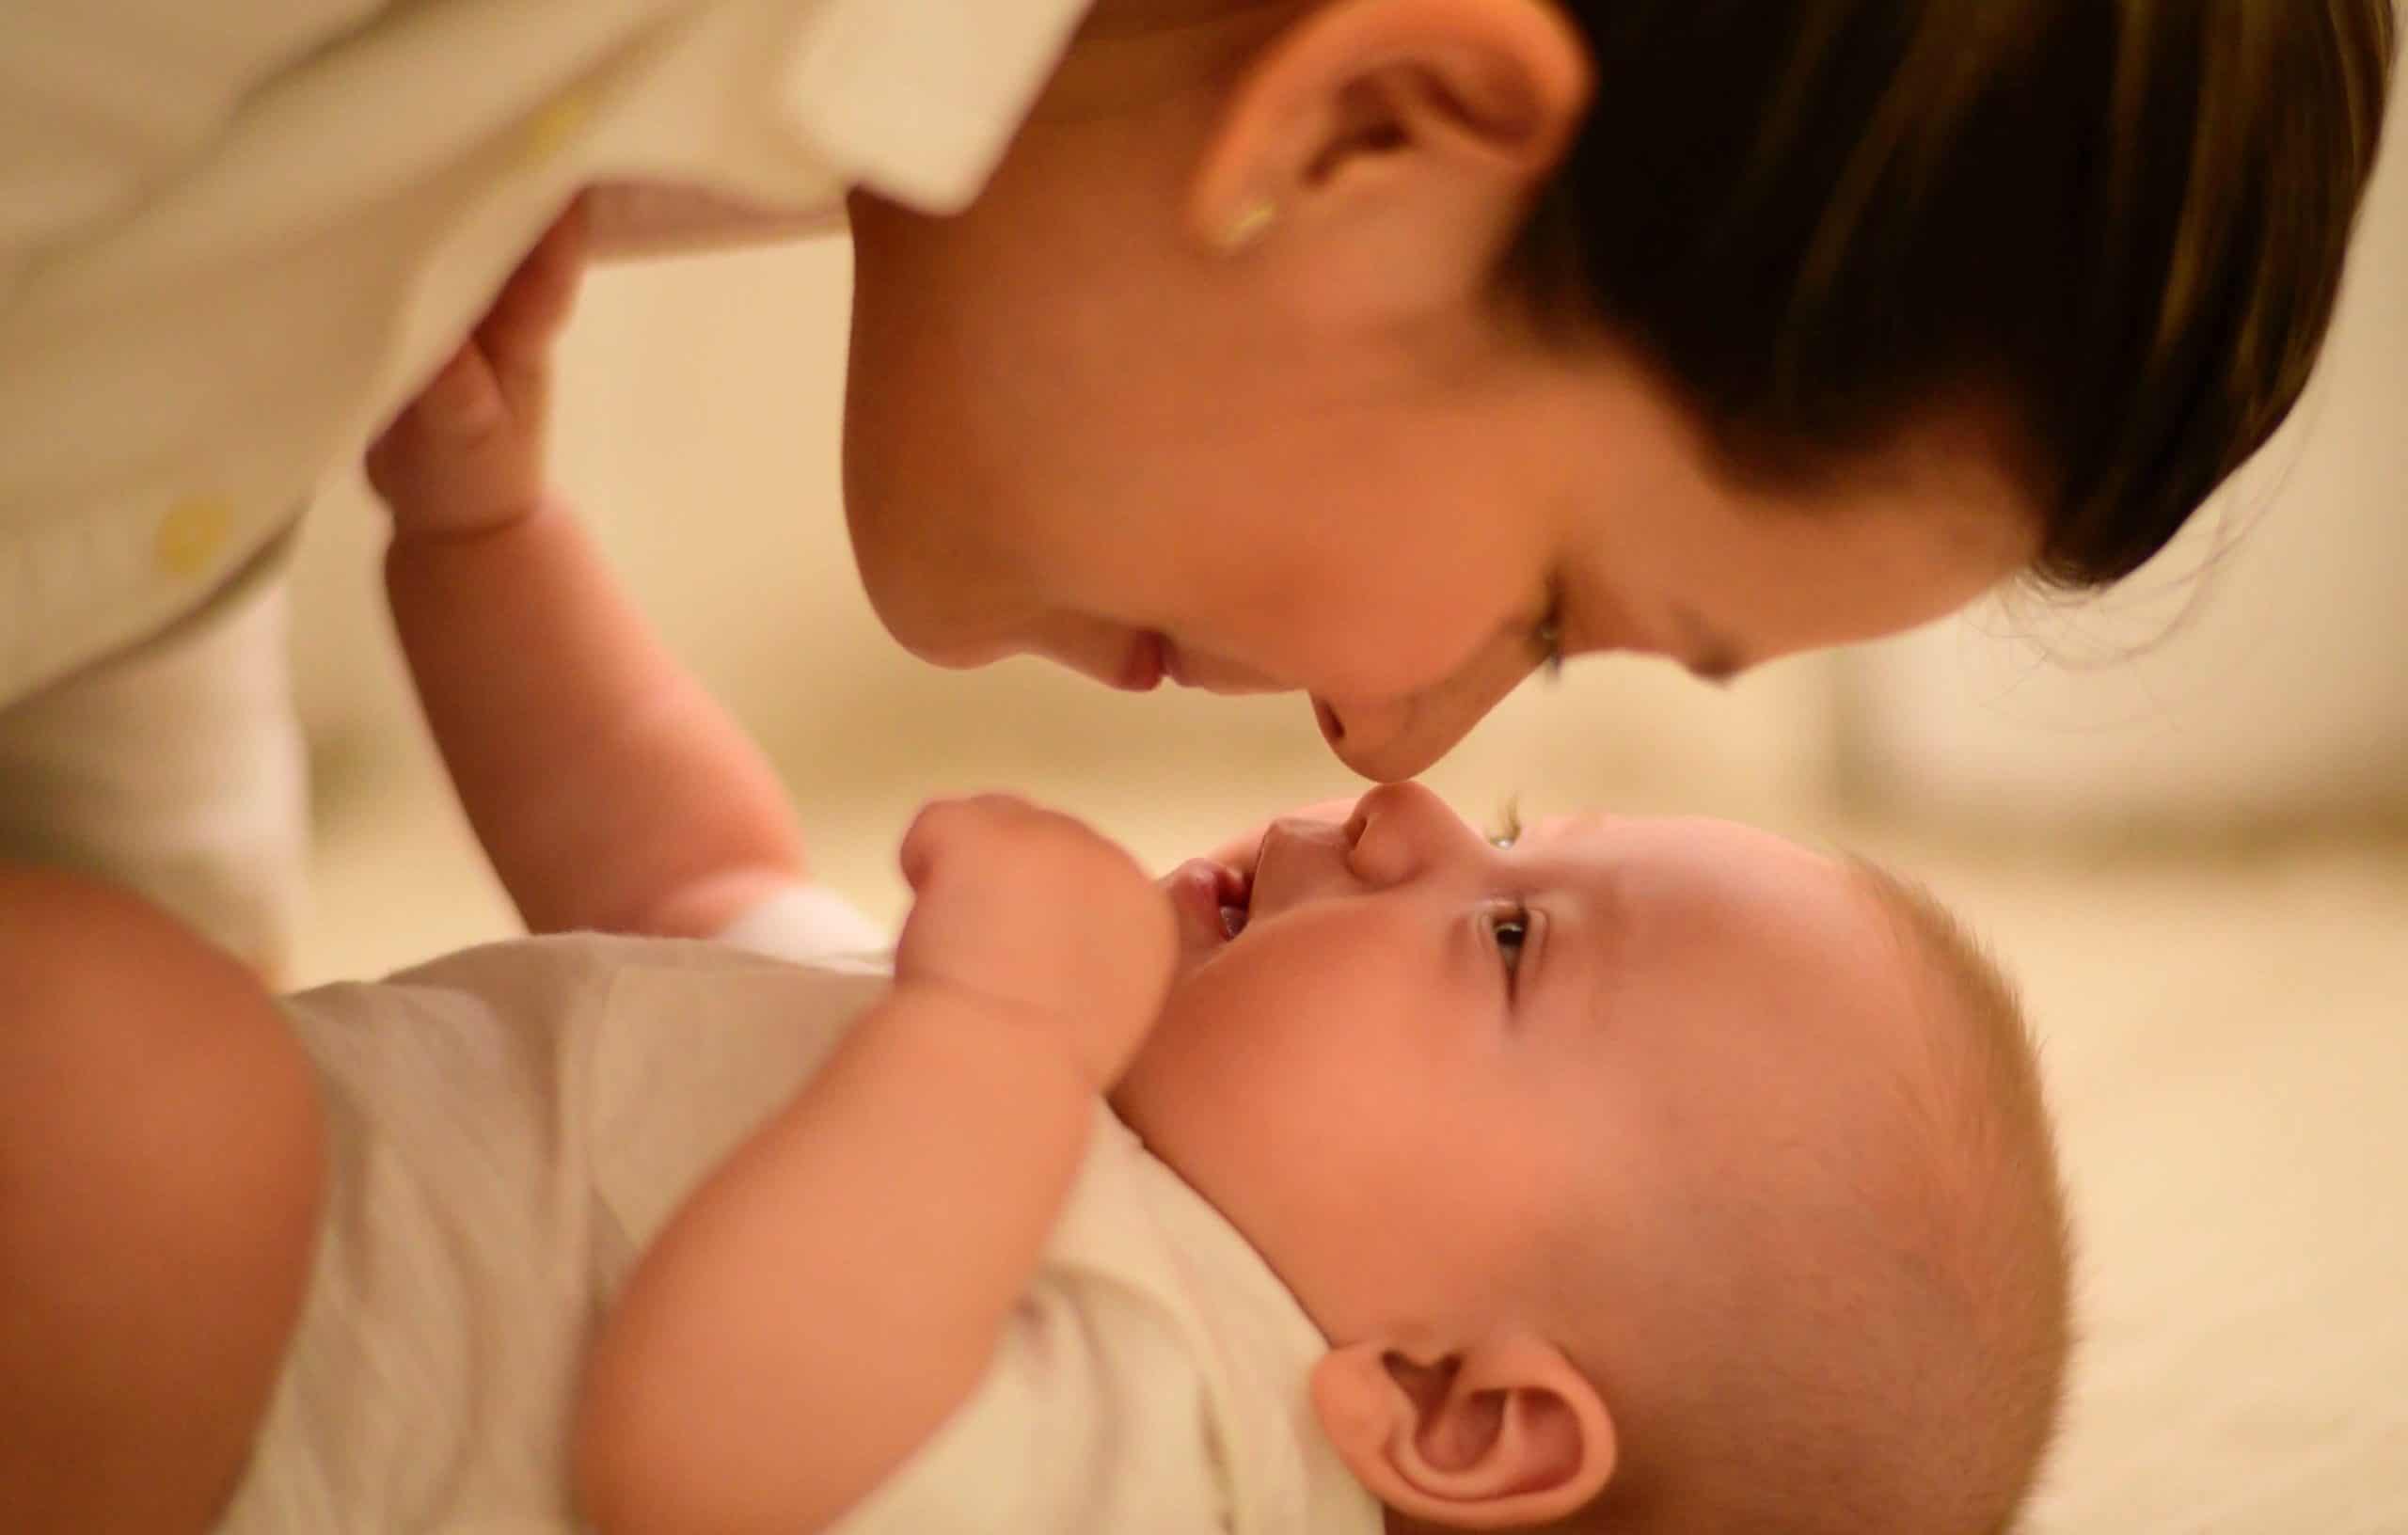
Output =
[
  {"x1": 10, "y1": 232, "x2": 2072, "y2": 1535},
  {"x1": 211, "y1": 786, "x2": 2070, "y2": 1535}
]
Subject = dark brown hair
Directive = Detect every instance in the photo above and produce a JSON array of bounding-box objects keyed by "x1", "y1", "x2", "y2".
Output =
[{"x1": 1513, "y1": 1, "x2": 2396, "y2": 587}]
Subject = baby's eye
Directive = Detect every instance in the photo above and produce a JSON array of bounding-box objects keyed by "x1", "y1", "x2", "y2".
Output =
[{"x1": 1487, "y1": 906, "x2": 1531, "y2": 975}]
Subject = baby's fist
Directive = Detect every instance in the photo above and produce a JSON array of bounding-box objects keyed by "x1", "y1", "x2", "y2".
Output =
[
  {"x1": 366, "y1": 203, "x2": 585, "y2": 540},
  {"x1": 894, "y1": 796, "x2": 1175, "y2": 1088}
]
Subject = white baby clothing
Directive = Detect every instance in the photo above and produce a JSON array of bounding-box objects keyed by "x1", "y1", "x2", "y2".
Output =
[
  {"x1": 216, "y1": 888, "x2": 1380, "y2": 1534},
  {"x1": 0, "y1": 555, "x2": 306, "y2": 973},
  {"x1": 1, "y1": 0, "x2": 1094, "y2": 705}
]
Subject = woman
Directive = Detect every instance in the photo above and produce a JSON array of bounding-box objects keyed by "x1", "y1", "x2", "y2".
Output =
[{"x1": 0, "y1": 6, "x2": 2394, "y2": 1522}]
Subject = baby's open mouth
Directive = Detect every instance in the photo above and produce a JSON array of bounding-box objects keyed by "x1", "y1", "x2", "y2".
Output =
[
  {"x1": 1206, "y1": 855, "x2": 1252, "y2": 942},
  {"x1": 1166, "y1": 857, "x2": 1252, "y2": 957},
  {"x1": 1219, "y1": 880, "x2": 1250, "y2": 942}
]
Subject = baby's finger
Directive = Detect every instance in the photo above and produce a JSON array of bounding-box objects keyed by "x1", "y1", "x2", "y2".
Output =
[
  {"x1": 364, "y1": 344, "x2": 504, "y2": 500},
  {"x1": 897, "y1": 799, "x2": 968, "y2": 893},
  {"x1": 479, "y1": 201, "x2": 590, "y2": 363},
  {"x1": 409, "y1": 344, "x2": 507, "y2": 436}
]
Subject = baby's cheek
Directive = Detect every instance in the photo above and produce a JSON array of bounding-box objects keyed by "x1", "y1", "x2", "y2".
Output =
[
  {"x1": 1411, "y1": 1084, "x2": 1570, "y2": 1236},
  {"x1": 1128, "y1": 977, "x2": 1291, "y2": 1118}
]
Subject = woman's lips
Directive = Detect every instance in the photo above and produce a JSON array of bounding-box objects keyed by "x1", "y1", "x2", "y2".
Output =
[
  {"x1": 1115, "y1": 629, "x2": 1285, "y2": 695},
  {"x1": 1117, "y1": 631, "x2": 1166, "y2": 691},
  {"x1": 1116, "y1": 632, "x2": 1211, "y2": 692}
]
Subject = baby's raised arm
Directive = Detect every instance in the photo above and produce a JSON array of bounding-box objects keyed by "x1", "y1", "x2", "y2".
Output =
[
  {"x1": 367, "y1": 205, "x2": 804, "y2": 939},
  {"x1": 574, "y1": 796, "x2": 1176, "y2": 1534}
]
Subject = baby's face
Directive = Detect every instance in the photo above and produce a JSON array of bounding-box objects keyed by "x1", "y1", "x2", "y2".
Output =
[{"x1": 1111, "y1": 783, "x2": 1927, "y2": 1339}]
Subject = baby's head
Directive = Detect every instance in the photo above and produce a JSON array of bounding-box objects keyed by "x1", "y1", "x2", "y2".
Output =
[{"x1": 1115, "y1": 783, "x2": 2071, "y2": 1534}]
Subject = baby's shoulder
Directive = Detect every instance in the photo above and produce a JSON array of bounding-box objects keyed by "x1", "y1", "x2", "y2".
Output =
[
  {"x1": 297, "y1": 929, "x2": 814, "y2": 1006},
  {"x1": 278, "y1": 931, "x2": 867, "y2": 1081}
]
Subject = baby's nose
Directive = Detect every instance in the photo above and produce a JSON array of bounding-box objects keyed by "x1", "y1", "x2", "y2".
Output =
[{"x1": 1345, "y1": 782, "x2": 1468, "y2": 886}]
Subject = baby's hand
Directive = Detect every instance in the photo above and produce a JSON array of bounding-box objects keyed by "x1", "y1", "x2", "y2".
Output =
[
  {"x1": 365, "y1": 201, "x2": 587, "y2": 540},
  {"x1": 893, "y1": 795, "x2": 1176, "y2": 1090}
]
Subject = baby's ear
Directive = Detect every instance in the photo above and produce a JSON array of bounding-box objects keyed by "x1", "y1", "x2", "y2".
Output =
[{"x1": 1309, "y1": 1335, "x2": 1615, "y2": 1530}]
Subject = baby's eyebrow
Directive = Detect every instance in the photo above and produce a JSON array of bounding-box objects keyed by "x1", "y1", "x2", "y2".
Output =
[
  {"x1": 1519, "y1": 812, "x2": 1604, "y2": 847},
  {"x1": 1486, "y1": 796, "x2": 1525, "y2": 848}
]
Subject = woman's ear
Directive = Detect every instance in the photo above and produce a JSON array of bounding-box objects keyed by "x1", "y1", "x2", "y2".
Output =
[
  {"x1": 1187, "y1": 0, "x2": 1592, "y2": 324},
  {"x1": 1310, "y1": 1334, "x2": 1617, "y2": 1530}
]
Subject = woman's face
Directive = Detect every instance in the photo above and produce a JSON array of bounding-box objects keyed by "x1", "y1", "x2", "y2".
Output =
[
  {"x1": 844, "y1": 232, "x2": 2036, "y2": 779},
  {"x1": 837, "y1": 4, "x2": 2040, "y2": 782}
]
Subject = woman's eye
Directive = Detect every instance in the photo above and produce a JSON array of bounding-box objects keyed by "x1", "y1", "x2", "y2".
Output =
[{"x1": 1532, "y1": 609, "x2": 1565, "y2": 680}]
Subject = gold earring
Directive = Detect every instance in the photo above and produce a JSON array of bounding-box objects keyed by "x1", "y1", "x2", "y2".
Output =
[{"x1": 1216, "y1": 198, "x2": 1277, "y2": 253}]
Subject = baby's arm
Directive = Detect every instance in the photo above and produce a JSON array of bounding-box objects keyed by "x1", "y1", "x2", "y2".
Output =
[
  {"x1": 367, "y1": 206, "x2": 803, "y2": 938},
  {"x1": 576, "y1": 796, "x2": 1176, "y2": 1535}
]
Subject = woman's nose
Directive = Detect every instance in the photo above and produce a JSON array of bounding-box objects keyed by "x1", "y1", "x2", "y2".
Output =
[
  {"x1": 1314, "y1": 647, "x2": 1533, "y2": 783},
  {"x1": 1344, "y1": 781, "x2": 1474, "y2": 887}
]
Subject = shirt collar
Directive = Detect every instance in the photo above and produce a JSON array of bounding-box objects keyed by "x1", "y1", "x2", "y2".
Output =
[
  {"x1": 785, "y1": 0, "x2": 1099, "y2": 213},
  {"x1": 1091, "y1": 1116, "x2": 1388, "y2": 1535}
]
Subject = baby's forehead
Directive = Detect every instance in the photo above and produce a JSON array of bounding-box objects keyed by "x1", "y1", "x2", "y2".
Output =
[
  {"x1": 1520, "y1": 812, "x2": 1843, "y2": 890},
  {"x1": 1519, "y1": 815, "x2": 1912, "y2": 1014}
]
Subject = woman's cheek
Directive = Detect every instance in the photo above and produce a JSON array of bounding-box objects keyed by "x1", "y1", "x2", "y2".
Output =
[{"x1": 1304, "y1": 613, "x2": 1511, "y2": 711}]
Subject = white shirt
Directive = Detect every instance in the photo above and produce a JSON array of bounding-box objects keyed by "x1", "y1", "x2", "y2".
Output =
[
  {"x1": 223, "y1": 890, "x2": 1380, "y2": 1533},
  {"x1": 0, "y1": 0, "x2": 1092, "y2": 703}
]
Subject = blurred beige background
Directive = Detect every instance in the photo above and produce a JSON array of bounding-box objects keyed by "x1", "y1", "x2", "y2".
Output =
[{"x1": 281, "y1": 127, "x2": 2405, "y2": 1533}]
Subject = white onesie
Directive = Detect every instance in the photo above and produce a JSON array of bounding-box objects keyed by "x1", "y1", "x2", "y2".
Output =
[{"x1": 216, "y1": 890, "x2": 1381, "y2": 1535}]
